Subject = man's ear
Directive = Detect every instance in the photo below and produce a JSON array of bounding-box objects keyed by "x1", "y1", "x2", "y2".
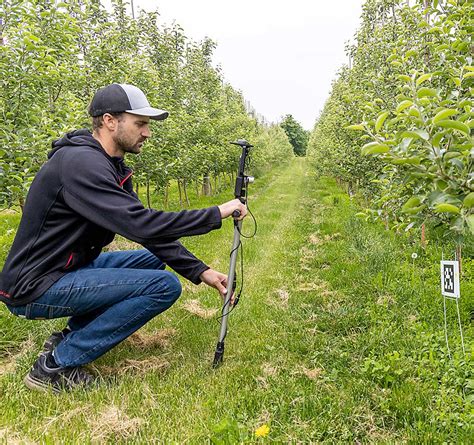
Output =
[{"x1": 102, "y1": 113, "x2": 118, "y2": 131}]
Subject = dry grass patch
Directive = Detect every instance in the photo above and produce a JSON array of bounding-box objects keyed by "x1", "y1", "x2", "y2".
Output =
[
  {"x1": 300, "y1": 246, "x2": 316, "y2": 260},
  {"x1": 308, "y1": 233, "x2": 322, "y2": 245},
  {"x1": 297, "y1": 280, "x2": 329, "y2": 292},
  {"x1": 97, "y1": 356, "x2": 170, "y2": 377},
  {"x1": 266, "y1": 288, "x2": 289, "y2": 309},
  {"x1": 0, "y1": 428, "x2": 35, "y2": 445},
  {"x1": 261, "y1": 363, "x2": 278, "y2": 376},
  {"x1": 105, "y1": 237, "x2": 140, "y2": 252},
  {"x1": 376, "y1": 294, "x2": 396, "y2": 306},
  {"x1": 88, "y1": 405, "x2": 145, "y2": 442},
  {"x1": 182, "y1": 280, "x2": 201, "y2": 295},
  {"x1": 181, "y1": 299, "x2": 218, "y2": 319},
  {"x1": 0, "y1": 337, "x2": 35, "y2": 378},
  {"x1": 41, "y1": 404, "x2": 94, "y2": 435},
  {"x1": 300, "y1": 246, "x2": 317, "y2": 271},
  {"x1": 0, "y1": 360, "x2": 15, "y2": 377},
  {"x1": 295, "y1": 366, "x2": 323, "y2": 381},
  {"x1": 126, "y1": 328, "x2": 176, "y2": 350}
]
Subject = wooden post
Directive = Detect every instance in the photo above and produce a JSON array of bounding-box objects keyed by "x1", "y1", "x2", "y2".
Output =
[{"x1": 202, "y1": 175, "x2": 211, "y2": 196}]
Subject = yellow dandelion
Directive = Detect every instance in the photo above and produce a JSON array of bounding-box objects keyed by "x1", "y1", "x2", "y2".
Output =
[{"x1": 255, "y1": 424, "x2": 270, "y2": 437}]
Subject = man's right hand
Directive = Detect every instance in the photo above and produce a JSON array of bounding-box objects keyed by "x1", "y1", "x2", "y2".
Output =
[{"x1": 218, "y1": 199, "x2": 248, "y2": 220}]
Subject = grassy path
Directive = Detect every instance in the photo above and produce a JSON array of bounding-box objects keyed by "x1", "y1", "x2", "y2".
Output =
[{"x1": 0, "y1": 158, "x2": 472, "y2": 443}]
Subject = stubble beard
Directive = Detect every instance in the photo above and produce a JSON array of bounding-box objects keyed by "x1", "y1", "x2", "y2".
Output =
[{"x1": 113, "y1": 125, "x2": 144, "y2": 155}]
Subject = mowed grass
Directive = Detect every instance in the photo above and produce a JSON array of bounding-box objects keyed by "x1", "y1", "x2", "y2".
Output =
[{"x1": 0, "y1": 158, "x2": 472, "y2": 443}]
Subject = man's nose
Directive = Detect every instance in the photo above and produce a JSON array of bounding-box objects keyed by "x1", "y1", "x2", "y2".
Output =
[{"x1": 142, "y1": 125, "x2": 151, "y2": 138}]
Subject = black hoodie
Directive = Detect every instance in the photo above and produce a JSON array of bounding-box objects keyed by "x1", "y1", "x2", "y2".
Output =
[{"x1": 0, "y1": 130, "x2": 222, "y2": 307}]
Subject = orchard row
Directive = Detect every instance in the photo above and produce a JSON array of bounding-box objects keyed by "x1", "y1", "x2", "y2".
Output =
[
  {"x1": 0, "y1": 0, "x2": 293, "y2": 209},
  {"x1": 308, "y1": 0, "x2": 472, "y2": 241}
]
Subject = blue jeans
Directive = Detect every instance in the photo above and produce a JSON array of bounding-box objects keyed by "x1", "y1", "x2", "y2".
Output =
[{"x1": 8, "y1": 250, "x2": 182, "y2": 367}]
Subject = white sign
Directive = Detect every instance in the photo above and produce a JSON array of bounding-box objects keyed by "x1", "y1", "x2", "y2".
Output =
[{"x1": 440, "y1": 260, "x2": 460, "y2": 299}]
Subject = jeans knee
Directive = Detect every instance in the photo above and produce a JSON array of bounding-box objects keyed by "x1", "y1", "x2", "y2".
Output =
[{"x1": 161, "y1": 271, "x2": 182, "y2": 303}]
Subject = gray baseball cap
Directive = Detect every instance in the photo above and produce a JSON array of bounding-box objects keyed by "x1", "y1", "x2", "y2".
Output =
[{"x1": 89, "y1": 83, "x2": 169, "y2": 120}]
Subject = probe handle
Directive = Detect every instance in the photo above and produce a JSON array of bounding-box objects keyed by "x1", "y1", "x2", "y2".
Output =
[{"x1": 232, "y1": 210, "x2": 241, "y2": 218}]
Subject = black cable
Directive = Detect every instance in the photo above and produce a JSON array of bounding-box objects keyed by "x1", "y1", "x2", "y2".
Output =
[
  {"x1": 216, "y1": 240, "x2": 243, "y2": 320},
  {"x1": 237, "y1": 183, "x2": 257, "y2": 239},
  {"x1": 215, "y1": 153, "x2": 256, "y2": 322}
]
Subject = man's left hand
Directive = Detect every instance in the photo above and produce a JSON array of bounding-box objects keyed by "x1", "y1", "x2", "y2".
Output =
[{"x1": 199, "y1": 268, "x2": 229, "y2": 301}]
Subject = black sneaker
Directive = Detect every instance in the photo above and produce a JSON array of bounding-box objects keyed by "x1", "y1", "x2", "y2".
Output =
[
  {"x1": 42, "y1": 327, "x2": 71, "y2": 352},
  {"x1": 24, "y1": 352, "x2": 94, "y2": 393}
]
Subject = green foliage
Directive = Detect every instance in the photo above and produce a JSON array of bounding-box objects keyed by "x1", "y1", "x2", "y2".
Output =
[
  {"x1": 280, "y1": 114, "x2": 309, "y2": 156},
  {"x1": 307, "y1": 0, "x2": 473, "y2": 240},
  {"x1": 0, "y1": 0, "x2": 292, "y2": 208}
]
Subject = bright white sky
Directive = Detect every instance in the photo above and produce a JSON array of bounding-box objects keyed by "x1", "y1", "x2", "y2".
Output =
[{"x1": 104, "y1": 0, "x2": 365, "y2": 130}]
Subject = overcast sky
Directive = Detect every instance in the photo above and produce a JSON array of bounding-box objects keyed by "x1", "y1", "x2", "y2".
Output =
[{"x1": 104, "y1": 0, "x2": 365, "y2": 130}]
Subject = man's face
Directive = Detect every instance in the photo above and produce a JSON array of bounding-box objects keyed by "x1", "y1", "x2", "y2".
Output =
[{"x1": 113, "y1": 113, "x2": 151, "y2": 155}]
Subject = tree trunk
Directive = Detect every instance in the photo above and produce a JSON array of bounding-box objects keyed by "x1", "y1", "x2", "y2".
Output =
[
  {"x1": 135, "y1": 182, "x2": 140, "y2": 196},
  {"x1": 164, "y1": 182, "x2": 169, "y2": 209},
  {"x1": 195, "y1": 180, "x2": 200, "y2": 198},
  {"x1": 455, "y1": 244, "x2": 462, "y2": 276},
  {"x1": 19, "y1": 196, "x2": 25, "y2": 213},
  {"x1": 178, "y1": 180, "x2": 183, "y2": 207},
  {"x1": 146, "y1": 179, "x2": 151, "y2": 209},
  {"x1": 421, "y1": 223, "x2": 426, "y2": 249},
  {"x1": 214, "y1": 175, "x2": 218, "y2": 194},
  {"x1": 183, "y1": 180, "x2": 190, "y2": 206}
]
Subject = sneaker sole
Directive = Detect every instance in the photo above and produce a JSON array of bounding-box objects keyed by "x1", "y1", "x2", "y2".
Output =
[{"x1": 24, "y1": 373, "x2": 61, "y2": 394}]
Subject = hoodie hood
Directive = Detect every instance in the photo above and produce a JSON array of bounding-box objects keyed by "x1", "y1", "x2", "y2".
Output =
[
  {"x1": 49, "y1": 129, "x2": 133, "y2": 190},
  {"x1": 48, "y1": 129, "x2": 104, "y2": 159}
]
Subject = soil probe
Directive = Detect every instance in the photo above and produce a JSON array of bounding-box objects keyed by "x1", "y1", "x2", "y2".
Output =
[{"x1": 212, "y1": 139, "x2": 254, "y2": 368}]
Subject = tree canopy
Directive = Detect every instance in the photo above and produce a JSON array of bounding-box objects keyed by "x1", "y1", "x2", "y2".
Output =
[{"x1": 280, "y1": 114, "x2": 309, "y2": 157}]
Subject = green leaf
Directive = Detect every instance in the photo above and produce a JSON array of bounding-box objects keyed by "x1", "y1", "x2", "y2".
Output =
[
  {"x1": 434, "y1": 203, "x2": 460, "y2": 214},
  {"x1": 361, "y1": 142, "x2": 390, "y2": 155},
  {"x1": 391, "y1": 157, "x2": 422, "y2": 165},
  {"x1": 402, "y1": 196, "x2": 421, "y2": 212},
  {"x1": 417, "y1": 87, "x2": 437, "y2": 98},
  {"x1": 375, "y1": 112, "x2": 389, "y2": 132},
  {"x1": 467, "y1": 215, "x2": 474, "y2": 235},
  {"x1": 463, "y1": 193, "x2": 474, "y2": 209},
  {"x1": 435, "y1": 120, "x2": 471, "y2": 135},
  {"x1": 345, "y1": 124, "x2": 365, "y2": 131},
  {"x1": 396, "y1": 100, "x2": 414, "y2": 113},
  {"x1": 443, "y1": 151, "x2": 462, "y2": 160},
  {"x1": 462, "y1": 72, "x2": 474, "y2": 79},
  {"x1": 433, "y1": 109, "x2": 458, "y2": 124},
  {"x1": 404, "y1": 204, "x2": 426, "y2": 215},
  {"x1": 432, "y1": 132, "x2": 446, "y2": 148},
  {"x1": 400, "y1": 130, "x2": 429, "y2": 140},
  {"x1": 416, "y1": 73, "x2": 432, "y2": 86},
  {"x1": 397, "y1": 75, "x2": 411, "y2": 83}
]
